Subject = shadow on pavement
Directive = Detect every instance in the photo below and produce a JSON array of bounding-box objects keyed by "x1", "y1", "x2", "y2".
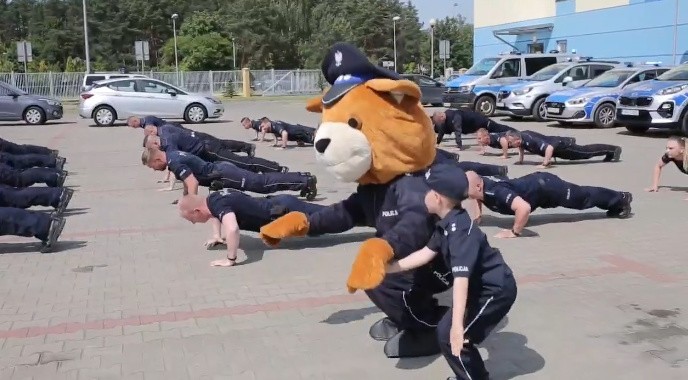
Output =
[
  {"x1": 321, "y1": 306, "x2": 381, "y2": 325},
  {"x1": 480, "y1": 211, "x2": 610, "y2": 230},
  {"x1": 0, "y1": 240, "x2": 88, "y2": 254}
]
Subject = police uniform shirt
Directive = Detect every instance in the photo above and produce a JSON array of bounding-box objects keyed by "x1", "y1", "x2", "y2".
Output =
[
  {"x1": 140, "y1": 116, "x2": 165, "y2": 128},
  {"x1": 661, "y1": 153, "x2": 688, "y2": 174},
  {"x1": 519, "y1": 130, "x2": 552, "y2": 156},
  {"x1": 250, "y1": 120, "x2": 262, "y2": 132},
  {"x1": 166, "y1": 150, "x2": 215, "y2": 181},
  {"x1": 488, "y1": 132, "x2": 506, "y2": 149},
  {"x1": 206, "y1": 189, "x2": 273, "y2": 232},
  {"x1": 481, "y1": 175, "x2": 543, "y2": 215},
  {"x1": 158, "y1": 127, "x2": 205, "y2": 155},
  {"x1": 426, "y1": 208, "x2": 511, "y2": 296},
  {"x1": 455, "y1": 109, "x2": 489, "y2": 134}
]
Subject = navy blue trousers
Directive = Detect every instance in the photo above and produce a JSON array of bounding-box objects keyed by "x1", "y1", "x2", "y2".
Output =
[
  {"x1": 435, "y1": 149, "x2": 504, "y2": 177},
  {"x1": 0, "y1": 207, "x2": 52, "y2": 240},
  {"x1": 208, "y1": 162, "x2": 308, "y2": 194},
  {"x1": 532, "y1": 172, "x2": 624, "y2": 211},
  {"x1": 0, "y1": 185, "x2": 61, "y2": 208},
  {"x1": 0, "y1": 163, "x2": 60, "y2": 187},
  {"x1": 267, "y1": 194, "x2": 325, "y2": 215},
  {"x1": 0, "y1": 138, "x2": 53, "y2": 156},
  {"x1": 287, "y1": 125, "x2": 316, "y2": 144},
  {"x1": 200, "y1": 141, "x2": 282, "y2": 173},
  {"x1": 437, "y1": 275, "x2": 517, "y2": 380},
  {"x1": 0, "y1": 152, "x2": 56, "y2": 169}
]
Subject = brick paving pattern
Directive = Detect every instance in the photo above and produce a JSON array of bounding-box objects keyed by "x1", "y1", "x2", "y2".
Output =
[{"x1": 0, "y1": 100, "x2": 687, "y2": 379}]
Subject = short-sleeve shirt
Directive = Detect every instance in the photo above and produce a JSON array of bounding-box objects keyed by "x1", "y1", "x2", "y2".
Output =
[
  {"x1": 426, "y1": 208, "x2": 511, "y2": 296},
  {"x1": 487, "y1": 132, "x2": 506, "y2": 149},
  {"x1": 270, "y1": 121, "x2": 297, "y2": 135},
  {"x1": 140, "y1": 116, "x2": 165, "y2": 128},
  {"x1": 250, "y1": 120, "x2": 261, "y2": 132},
  {"x1": 661, "y1": 153, "x2": 688, "y2": 174},
  {"x1": 520, "y1": 130, "x2": 552, "y2": 156},
  {"x1": 206, "y1": 189, "x2": 274, "y2": 232},
  {"x1": 166, "y1": 150, "x2": 214, "y2": 181},
  {"x1": 158, "y1": 126, "x2": 205, "y2": 155},
  {"x1": 481, "y1": 174, "x2": 544, "y2": 214}
]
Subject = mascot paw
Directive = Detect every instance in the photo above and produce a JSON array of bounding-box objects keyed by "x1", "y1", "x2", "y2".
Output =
[
  {"x1": 259, "y1": 211, "x2": 309, "y2": 247},
  {"x1": 346, "y1": 238, "x2": 394, "y2": 293}
]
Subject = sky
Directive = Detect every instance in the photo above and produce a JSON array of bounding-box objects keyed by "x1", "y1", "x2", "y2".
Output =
[{"x1": 411, "y1": 0, "x2": 474, "y2": 26}]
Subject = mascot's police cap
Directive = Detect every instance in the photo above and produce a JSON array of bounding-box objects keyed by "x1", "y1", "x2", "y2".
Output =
[
  {"x1": 320, "y1": 42, "x2": 401, "y2": 106},
  {"x1": 424, "y1": 163, "x2": 469, "y2": 202}
]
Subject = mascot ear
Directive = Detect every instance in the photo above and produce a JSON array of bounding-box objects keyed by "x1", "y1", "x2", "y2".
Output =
[
  {"x1": 365, "y1": 79, "x2": 421, "y2": 104},
  {"x1": 306, "y1": 95, "x2": 324, "y2": 113}
]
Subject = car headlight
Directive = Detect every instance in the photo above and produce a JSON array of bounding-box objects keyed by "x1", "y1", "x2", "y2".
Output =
[
  {"x1": 567, "y1": 97, "x2": 589, "y2": 105},
  {"x1": 458, "y1": 84, "x2": 475, "y2": 93},
  {"x1": 40, "y1": 99, "x2": 61, "y2": 106},
  {"x1": 205, "y1": 97, "x2": 221, "y2": 104},
  {"x1": 658, "y1": 84, "x2": 688, "y2": 95},
  {"x1": 513, "y1": 87, "x2": 533, "y2": 96}
]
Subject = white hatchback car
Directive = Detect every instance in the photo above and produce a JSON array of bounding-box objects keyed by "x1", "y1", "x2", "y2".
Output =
[{"x1": 78, "y1": 77, "x2": 224, "y2": 126}]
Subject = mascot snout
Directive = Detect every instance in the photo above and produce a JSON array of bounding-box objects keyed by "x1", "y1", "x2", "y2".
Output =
[{"x1": 314, "y1": 121, "x2": 372, "y2": 183}]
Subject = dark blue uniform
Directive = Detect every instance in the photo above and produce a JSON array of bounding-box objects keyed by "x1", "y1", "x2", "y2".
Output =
[
  {"x1": 435, "y1": 149, "x2": 507, "y2": 178},
  {"x1": 0, "y1": 185, "x2": 72, "y2": 212},
  {"x1": 435, "y1": 109, "x2": 515, "y2": 148},
  {"x1": 487, "y1": 132, "x2": 507, "y2": 149},
  {"x1": 0, "y1": 138, "x2": 55, "y2": 156},
  {"x1": 427, "y1": 209, "x2": 517, "y2": 380},
  {"x1": 166, "y1": 150, "x2": 315, "y2": 198},
  {"x1": 0, "y1": 152, "x2": 59, "y2": 170},
  {"x1": 0, "y1": 207, "x2": 66, "y2": 252},
  {"x1": 481, "y1": 172, "x2": 631, "y2": 217},
  {"x1": 661, "y1": 153, "x2": 688, "y2": 174},
  {"x1": 519, "y1": 130, "x2": 618, "y2": 161},
  {"x1": 139, "y1": 115, "x2": 167, "y2": 128},
  {"x1": 207, "y1": 189, "x2": 326, "y2": 231},
  {"x1": 0, "y1": 163, "x2": 66, "y2": 188},
  {"x1": 157, "y1": 126, "x2": 281, "y2": 173},
  {"x1": 270, "y1": 121, "x2": 316, "y2": 144}
]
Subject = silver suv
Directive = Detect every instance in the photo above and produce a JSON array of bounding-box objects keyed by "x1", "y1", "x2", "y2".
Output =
[{"x1": 496, "y1": 60, "x2": 620, "y2": 121}]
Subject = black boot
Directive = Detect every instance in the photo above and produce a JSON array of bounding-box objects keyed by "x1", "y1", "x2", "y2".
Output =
[
  {"x1": 369, "y1": 317, "x2": 399, "y2": 341},
  {"x1": 383, "y1": 328, "x2": 441, "y2": 358},
  {"x1": 607, "y1": 192, "x2": 633, "y2": 219},
  {"x1": 41, "y1": 215, "x2": 66, "y2": 253},
  {"x1": 56, "y1": 188, "x2": 74, "y2": 214}
]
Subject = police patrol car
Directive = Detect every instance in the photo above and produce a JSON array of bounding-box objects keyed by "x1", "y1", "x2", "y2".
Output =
[
  {"x1": 615, "y1": 63, "x2": 688, "y2": 134},
  {"x1": 543, "y1": 63, "x2": 670, "y2": 128}
]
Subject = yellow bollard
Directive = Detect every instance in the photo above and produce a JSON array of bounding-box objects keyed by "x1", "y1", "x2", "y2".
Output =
[{"x1": 242, "y1": 68, "x2": 251, "y2": 97}]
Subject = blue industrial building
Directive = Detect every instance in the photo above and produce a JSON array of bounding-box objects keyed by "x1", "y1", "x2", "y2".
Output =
[{"x1": 473, "y1": 0, "x2": 687, "y2": 65}]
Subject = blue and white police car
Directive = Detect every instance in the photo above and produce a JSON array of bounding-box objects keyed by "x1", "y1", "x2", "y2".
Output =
[
  {"x1": 543, "y1": 64, "x2": 671, "y2": 128},
  {"x1": 615, "y1": 63, "x2": 688, "y2": 134}
]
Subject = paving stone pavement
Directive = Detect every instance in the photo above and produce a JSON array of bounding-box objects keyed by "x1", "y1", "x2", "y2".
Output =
[{"x1": 0, "y1": 99, "x2": 687, "y2": 379}]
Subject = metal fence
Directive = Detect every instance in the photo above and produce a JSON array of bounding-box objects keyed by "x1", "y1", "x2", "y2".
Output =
[{"x1": 0, "y1": 69, "x2": 325, "y2": 100}]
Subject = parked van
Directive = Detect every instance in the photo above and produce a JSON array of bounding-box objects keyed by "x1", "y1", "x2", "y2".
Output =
[
  {"x1": 443, "y1": 52, "x2": 578, "y2": 116},
  {"x1": 81, "y1": 73, "x2": 148, "y2": 92}
]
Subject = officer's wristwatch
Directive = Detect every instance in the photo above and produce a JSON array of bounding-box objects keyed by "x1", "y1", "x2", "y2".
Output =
[{"x1": 511, "y1": 229, "x2": 521, "y2": 237}]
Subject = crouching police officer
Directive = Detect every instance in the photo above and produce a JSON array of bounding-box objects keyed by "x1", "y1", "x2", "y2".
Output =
[
  {"x1": 0, "y1": 163, "x2": 67, "y2": 188},
  {"x1": 0, "y1": 152, "x2": 66, "y2": 170},
  {"x1": 436, "y1": 149, "x2": 509, "y2": 178},
  {"x1": 466, "y1": 171, "x2": 633, "y2": 239},
  {"x1": 349, "y1": 163, "x2": 517, "y2": 380},
  {"x1": 178, "y1": 190, "x2": 327, "y2": 266},
  {"x1": 0, "y1": 208, "x2": 66, "y2": 253},
  {"x1": 0, "y1": 185, "x2": 73, "y2": 213},
  {"x1": 432, "y1": 108, "x2": 516, "y2": 149},
  {"x1": 259, "y1": 117, "x2": 316, "y2": 148},
  {"x1": 142, "y1": 148, "x2": 318, "y2": 200},
  {"x1": 0, "y1": 138, "x2": 58, "y2": 157},
  {"x1": 506, "y1": 130, "x2": 621, "y2": 167}
]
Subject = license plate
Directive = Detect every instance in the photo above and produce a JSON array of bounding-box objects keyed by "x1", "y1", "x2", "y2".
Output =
[
  {"x1": 621, "y1": 109, "x2": 639, "y2": 116},
  {"x1": 546, "y1": 107, "x2": 561, "y2": 114},
  {"x1": 496, "y1": 102, "x2": 504, "y2": 107}
]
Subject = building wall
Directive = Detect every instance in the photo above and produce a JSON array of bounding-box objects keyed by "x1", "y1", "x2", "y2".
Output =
[{"x1": 473, "y1": 0, "x2": 687, "y2": 65}]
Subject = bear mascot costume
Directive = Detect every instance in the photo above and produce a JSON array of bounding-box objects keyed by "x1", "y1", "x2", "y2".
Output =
[{"x1": 259, "y1": 42, "x2": 455, "y2": 358}]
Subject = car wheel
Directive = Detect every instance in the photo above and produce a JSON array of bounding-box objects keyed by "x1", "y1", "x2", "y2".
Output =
[
  {"x1": 531, "y1": 97, "x2": 547, "y2": 122},
  {"x1": 625, "y1": 125, "x2": 649, "y2": 134},
  {"x1": 24, "y1": 106, "x2": 46, "y2": 125},
  {"x1": 93, "y1": 105, "x2": 116, "y2": 127},
  {"x1": 475, "y1": 95, "x2": 495, "y2": 116},
  {"x1": 680, "y1": 109, "x2": 688, "y2": 136},
  {"x1": 184, "y1": 103, "x2": 207, "y2": 123},
  {"x1": 594, "y1": 103, "x2": 616, "y2": 128}
]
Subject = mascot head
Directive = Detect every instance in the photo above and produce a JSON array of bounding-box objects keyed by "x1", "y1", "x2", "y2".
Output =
[{"x1": 305, "y1": 42, "x2": 436, "y2": 185}]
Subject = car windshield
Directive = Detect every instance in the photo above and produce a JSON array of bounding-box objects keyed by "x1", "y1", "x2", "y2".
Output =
[
  {"x1": 656, "y1": 65, "x2": 688, "y2": 81},
  {"x1": 584, "y1": 70, "x2": 634, "y2": 88},
  {"x1": 464, "y1": 57, "x2": 501, "y2": 76},
  {"x1": 529, "y1": 63, "x2": 570, "y2": 81},
  {"x1": 1, "y1": 82, "x2": 28, "y2": 95}
]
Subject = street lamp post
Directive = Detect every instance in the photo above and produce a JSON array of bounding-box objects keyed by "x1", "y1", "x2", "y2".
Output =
[
  {"x1": 392, "y1": 16, "x2": 400, "y2": 72},
  {"x1": 429, "y1": 18, "x2": 436, "y2": 78},
  {"x1": 231, "y1": 38, "x2": 236, "y2": 69},
  {"x1": 171, "y1": 13, "x2": 180, "y2": 85},
  {"x1": 82, "y1": 0, "x2": 91, "y2": 73}
]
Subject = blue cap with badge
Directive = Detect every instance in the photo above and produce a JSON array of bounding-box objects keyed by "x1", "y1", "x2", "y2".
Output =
[
  {"x1": 320, "y1": 42, "x2": 401, "y2": 106},
  {"x1": 424, "y1": 163, "x2": 469, "y2": 202}
]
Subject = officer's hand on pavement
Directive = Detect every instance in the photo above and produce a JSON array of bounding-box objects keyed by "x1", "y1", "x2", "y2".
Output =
[
  {"x1": 157, "y1": 187, "x2": 173, "y2": 192},
  {"x1": 645, "y1": 187, "x2": 659, "y2": 192},
  {"x1": 157, "y1": 180, "x2": 169, "y2": 183},
  {"x1": 537, "y1": 163, "x2": 552, "y2": 169},
  {"x1": 494, "y1": 229, "x2": 518, "y2": 239},
  {"x1": 449, "y1": 324, "x2": 465, "y2": 356},
  {"x1": 204, "y1": 237, "x2": 225, "y2": 249},
  {"x1": 210, "y1": 258, "x2": 236, "y2": 267}
]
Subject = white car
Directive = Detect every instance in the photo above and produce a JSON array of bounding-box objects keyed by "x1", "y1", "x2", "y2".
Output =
[{"x1": 78, "y1": 77, "x2": 224, "y2": 126}]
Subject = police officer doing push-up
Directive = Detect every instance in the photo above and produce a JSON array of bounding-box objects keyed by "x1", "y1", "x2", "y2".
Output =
[
  {"x1": 0, "y1": 137, "x2": 58, "y2": 157},
  {"x1": 142, "y1": 148, "x2": 318, "y2": 200},
  {"x1": 0, "y1": 185, "x2": 73, "y2": 213},
  {"x1": 475, "y1": 129, "x2": 513, "y2": 159},
  {"x1": 240, "y1": 117, "x2": 264, "y2": 140},
  {"x1": 505, "y1": 130, "x2": 621, "y2": 167},
  {"x1": 465, "y1": 171, "x2": 633, "y2": 239},
  {"x1": 646, "y1": 136, "x2": 688, "y2": 198},
  {"x1": 0, "y1": 163, "x2": 67, "y2": 188},
  {"x1": 352, "y1": 163, "x2": 517, "y2": 380},
  {"x1": 435, "y1": 148, "x2": 509, "y2": 177},
  {"x1": 258, "y1": 117, "x2": 316, "y2": 148},
  {"x1": 177, "y1": 190, "x2": 327, "y2": 267},
  {"x1": 0, "y1": 152, "x2": 66, "y2": 170},
  {"x1": 0, "y1": 208, "x2": 67, "y2": 253},
  {"x1": 142, "y1": 122, "x2": 257, "y2": 158},
  {"x1": 432, "y1": 108, "x2": 516, "y2": 149}
]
